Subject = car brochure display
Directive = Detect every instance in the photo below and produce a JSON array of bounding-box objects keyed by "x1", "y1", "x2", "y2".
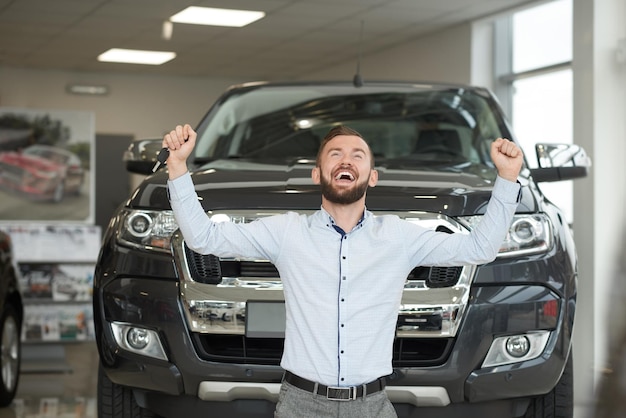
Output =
[{"x1": 0, "y1": 223, "x2": 100, "y2": 342}]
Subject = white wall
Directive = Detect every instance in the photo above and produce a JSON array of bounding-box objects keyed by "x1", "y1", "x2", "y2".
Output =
[
  {"x1": 301, "y1": 23, "x2": 472, "y2": 84},
  {"x1": 0, "y1": 66, "x2": 244, "y2": 140}
]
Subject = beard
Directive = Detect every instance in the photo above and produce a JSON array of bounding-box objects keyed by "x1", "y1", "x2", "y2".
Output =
[{"x1": 319, "y1": 171, "x2": 370, "y2": 205}]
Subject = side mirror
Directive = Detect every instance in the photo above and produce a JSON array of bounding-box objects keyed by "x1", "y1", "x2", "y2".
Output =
[
  {"x1": 123, "y1": 138, "x2": 163, "y2": 175},
  {"x1": 529, "y1": 143, "x2": 591, "y2": 182}
]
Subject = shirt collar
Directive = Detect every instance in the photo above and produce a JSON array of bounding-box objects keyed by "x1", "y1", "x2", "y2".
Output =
[{"x1": 317, "y1": 206, "x2": 370, "y2": 234}]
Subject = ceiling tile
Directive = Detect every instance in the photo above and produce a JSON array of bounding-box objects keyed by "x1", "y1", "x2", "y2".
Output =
[{"x1": 0, "y1": 0, "x2": 542, "y2": 80}]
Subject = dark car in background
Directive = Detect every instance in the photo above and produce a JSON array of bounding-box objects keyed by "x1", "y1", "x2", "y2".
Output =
[
  {"x1": 0, "y1": 230, "x2": 23, "y2": 407},
  {"x1": 94, "y1": 81, "x2": 590, "y2": 418},
  {"x1": 0, "y1": 144, "x2": 84, "y2": 203}
]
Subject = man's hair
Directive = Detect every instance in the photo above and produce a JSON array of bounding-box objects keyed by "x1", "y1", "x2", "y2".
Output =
[{"x1": 316, "y1": 125, "x2": 375, "y2": 168}]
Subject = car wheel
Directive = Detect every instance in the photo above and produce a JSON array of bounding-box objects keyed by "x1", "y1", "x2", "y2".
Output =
[
  {"x1": 52, "y1": 181, "x2": 65, "y2": 203},
  {"x1": 0, "y1": 304, "x2": 21, "y2": 407},
  {"x1": 524, "y1": 352, "x2": 573, "y2": 418},
  {"x1": 97, "y1": 363, "x2": 160, "y2": 418}
]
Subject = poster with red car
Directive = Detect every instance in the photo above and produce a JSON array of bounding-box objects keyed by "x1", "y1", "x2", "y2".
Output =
[{"x1": 0, "y1": 108, "x2": 94, "y2": 222}]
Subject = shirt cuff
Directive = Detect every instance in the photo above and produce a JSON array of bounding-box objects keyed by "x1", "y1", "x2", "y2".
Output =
[
  {"x1": 493, "y1": 176, "x2": 522, "y2": 204},
  {"x1": 167, "y1": 171, "x2": 194, "y2": 202}
]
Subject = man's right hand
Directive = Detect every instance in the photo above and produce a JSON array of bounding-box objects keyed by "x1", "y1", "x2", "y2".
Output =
[{"x1": 163, "y1": 124, "x2": 197, "y2": 180}]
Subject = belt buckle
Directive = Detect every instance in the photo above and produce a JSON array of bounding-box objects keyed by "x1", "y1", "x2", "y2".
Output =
[{"x1": 326, "y1": 386, "x2": 356, "y2": 401}]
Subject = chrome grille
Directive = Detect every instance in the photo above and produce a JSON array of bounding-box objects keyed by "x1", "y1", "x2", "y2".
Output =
[{"x1": 185, "y1": 248, "x2": 461, "y2": 288}]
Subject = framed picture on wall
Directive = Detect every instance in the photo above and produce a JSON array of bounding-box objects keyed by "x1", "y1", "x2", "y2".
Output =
[{"x1": 0, "y1": 107, "x2": 95, "y2": 223}]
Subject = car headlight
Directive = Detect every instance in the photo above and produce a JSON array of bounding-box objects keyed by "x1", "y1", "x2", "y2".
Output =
[
  {"x1": 458, "y1": 213, "x2": 552, "y2": 258},
  {"x1": 116, "y1": 209, "x2": 179, "y2": 252}
]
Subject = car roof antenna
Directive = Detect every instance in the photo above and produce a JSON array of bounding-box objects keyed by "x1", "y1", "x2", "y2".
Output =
[{"x1": 353, "y1": 20, "x2": 365, "y2": 87}]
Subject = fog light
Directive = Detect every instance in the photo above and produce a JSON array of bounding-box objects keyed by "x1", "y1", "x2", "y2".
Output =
[
  {"x1": 110, "y1": 322, "x2": 168, "y2": 361},
  {"x1": 482, "y1": 330, "x2": 550, "y2": 368},
  {"x1": 505, "y1": 335, "x2": 530, "y2": 358},
  {"x1": 127, "y1": 327, "x2": 150, "y2": 349}
]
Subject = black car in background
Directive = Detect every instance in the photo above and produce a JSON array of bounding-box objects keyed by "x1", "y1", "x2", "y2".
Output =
[
  {"x1": 94, "y1": 81, "x2": 591, "y2": 418},
  {"x1": 0, "y1": 230, "x2": 23, "y2": 407}
]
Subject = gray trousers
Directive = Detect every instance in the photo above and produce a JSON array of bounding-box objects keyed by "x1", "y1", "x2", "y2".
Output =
[{"x1": 274, "y1": 380, "x2": 398, "y2": 418}]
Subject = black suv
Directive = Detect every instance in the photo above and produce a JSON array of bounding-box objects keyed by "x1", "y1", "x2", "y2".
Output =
[
  {"x1": 0, "y1": 229, "x2": 23, "y2": 407},
  {"x1": 94, "y1": 81, "x2": 590, "y2": 418}
]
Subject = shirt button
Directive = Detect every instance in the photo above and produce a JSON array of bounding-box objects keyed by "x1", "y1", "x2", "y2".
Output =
[
  {"x1": 341, "y1": 324, "x2": 344, "y2": 327},
  {"x1": 341, "y1": 378, "x2": 345, "y2": 382},
  {"x1": 341, "y1": 298, "x2": 345, "y2": 302},
  {"x1": 342, "y1": 256, "x2": 346, "y2": 259},
  {"x1": 342, "y1": 276, "x2": 346, "y2": 280}
]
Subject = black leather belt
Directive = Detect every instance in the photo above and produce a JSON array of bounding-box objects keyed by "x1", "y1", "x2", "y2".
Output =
[{"x1": 283, "y1": 371, "x2": 386, "y2": 401}]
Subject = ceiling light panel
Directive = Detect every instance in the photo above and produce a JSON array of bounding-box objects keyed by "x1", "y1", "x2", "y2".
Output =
[
  {"x1": 98, "y1": 48, "x2": 176, "y2": 65},
  {"x1": 169, "y1": 6, "x2": 265, "y2": 27}
]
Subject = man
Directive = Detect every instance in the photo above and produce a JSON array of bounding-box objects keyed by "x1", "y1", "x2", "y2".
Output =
[{"x1": 164, "y1": 124, "x2": 524, "y2": 418}]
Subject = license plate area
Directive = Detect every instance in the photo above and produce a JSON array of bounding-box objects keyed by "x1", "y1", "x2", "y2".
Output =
[{"x1": 245, "y1": 300, "x2": 286, "y2": 338}]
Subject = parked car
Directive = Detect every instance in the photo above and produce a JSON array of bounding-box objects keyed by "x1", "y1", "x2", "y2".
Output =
[
  {"x1": 0, "y1": 230, "x2": 24, "y2": 407},
  {"x1": 0, "y1": 144, "x2": 84, "y2": 202},
  {"x1": 94, "y1": 80, "x2": 590, "y2": 418}
]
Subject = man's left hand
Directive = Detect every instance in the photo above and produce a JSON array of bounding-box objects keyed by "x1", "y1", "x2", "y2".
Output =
[{"x1": 491, "y1": 138, "x2": 524, "y2": 182}]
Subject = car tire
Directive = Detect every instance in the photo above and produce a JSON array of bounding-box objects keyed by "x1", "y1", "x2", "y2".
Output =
[
  {"x1": 97, "y1": 363, "x2": 160, "y2": 418},
  {"x1": 52, "y1": 181, "x2": 65, "y2": 203},
  {"x1": 523, "y1": 352, "x2": 573, "y2": 418},
  {"x1": 0, "y1": 304, "x2": 21, "y2": 407}
]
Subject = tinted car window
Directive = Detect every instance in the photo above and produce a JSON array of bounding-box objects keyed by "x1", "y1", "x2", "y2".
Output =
[{"x1": 193, "y1": 85, "x2": 507, "y2": 173}]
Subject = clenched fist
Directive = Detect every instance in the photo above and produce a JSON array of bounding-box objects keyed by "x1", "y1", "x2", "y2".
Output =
[
  {"x1": 490, "y1": 138, "x2": 524, "y2": 182},
  {"x1": 163, "y1": 124, "x2": 197, "y2": 180}
]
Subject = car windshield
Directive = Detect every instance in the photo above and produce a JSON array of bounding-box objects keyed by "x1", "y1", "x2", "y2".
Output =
[{"x1": 192, "y1": 84, "x2": 509, "y2": 171}]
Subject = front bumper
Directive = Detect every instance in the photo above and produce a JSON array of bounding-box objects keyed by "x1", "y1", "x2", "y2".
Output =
[{"x1": 95, "y1": 275, "x2": 572, "y2": 410}]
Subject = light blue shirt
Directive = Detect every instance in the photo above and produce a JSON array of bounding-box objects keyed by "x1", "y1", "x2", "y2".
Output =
[{"x1": 168, "y1": 173, "x2": 520, "y2": 387}]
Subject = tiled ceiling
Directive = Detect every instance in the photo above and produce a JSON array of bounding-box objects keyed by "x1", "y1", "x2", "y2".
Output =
[{"x1": 0, "y1": 0, "x2": 537, "y2": 80}]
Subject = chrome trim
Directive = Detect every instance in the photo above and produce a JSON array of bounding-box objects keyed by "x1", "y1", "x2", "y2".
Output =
[
  {"x1": 398, "y1": 265, "x2": 475, "y2": 337},
  {"x1": 110, "y1": 321, "x2": 168, "y2": 361},
  {"x1": 220, "y1": 276, "x2": 283, "y2": 289},
  {"x1": 196, "y1": 381, "x2": 451, "y2": 407},
  {"x1": 172, "y1": 210, "x2": 476, "y2": 338}
]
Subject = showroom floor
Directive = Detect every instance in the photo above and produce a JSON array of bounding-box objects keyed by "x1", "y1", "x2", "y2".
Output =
[{"x1": 0, "y1": 342, "x2": 98, "y2": 418}]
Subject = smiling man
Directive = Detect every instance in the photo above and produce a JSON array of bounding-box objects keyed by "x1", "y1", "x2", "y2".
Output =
[
  {"x1": 164, "y1": 123, "x2": 523, "y2": 418},
  {"x1": 312, "y1": 126, "x2": 379, "y2": 232}
]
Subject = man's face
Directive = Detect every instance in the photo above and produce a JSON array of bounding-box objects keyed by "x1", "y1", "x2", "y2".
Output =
[{"x1": 312, "y1": 134, "x2": 378, "y2": 205}]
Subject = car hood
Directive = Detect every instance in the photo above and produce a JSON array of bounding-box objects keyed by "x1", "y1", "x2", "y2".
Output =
[
  {"x1": 129, "y1": 160, "x2": 536, "y2": 215},
  {"x1": 0, "y1": 151, "x2": 61, "y2": 172}
]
